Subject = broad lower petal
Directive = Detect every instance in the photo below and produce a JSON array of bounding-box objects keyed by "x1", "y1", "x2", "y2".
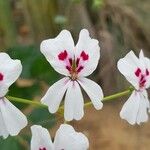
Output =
[
  {"x1": 64, "y1": 81, "x2": 84, "y2": 121},
  {"x1": 75, "y1": 29, "x2": 100, "y2": 77},
  {"x1": 78, "y1": 77, "x2": 103, "y2": 110},
  {"x1": 40, "y1": 30, "x2": 75, "y2": 76},
  {"x1": 0, "y1": 97, "x2": 27, "y2": 137},
  {"x1": 54, "y1": 124, "x2": 89, "y2": 150},
  {"x1": 120, "y1": 90, "x2": 150, "y2": 125},
  {"x1": 41, "y1": 77, "x2": 70, "y2": 113},
  {"x1": 31, "y1": 125, "x2": 54, "y2": 150},
  {"x1": 0, "y1": 53, "x2": 22, "y2": 97}
]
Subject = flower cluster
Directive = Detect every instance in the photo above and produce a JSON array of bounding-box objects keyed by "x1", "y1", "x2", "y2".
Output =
[{"x1": 0, "y1": 29, "x2": 150, "y2": 149}]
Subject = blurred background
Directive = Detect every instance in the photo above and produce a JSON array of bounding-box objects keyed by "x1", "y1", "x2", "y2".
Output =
[{"x1": 0, "y1": 0, "x2": 150, "y2": 149}]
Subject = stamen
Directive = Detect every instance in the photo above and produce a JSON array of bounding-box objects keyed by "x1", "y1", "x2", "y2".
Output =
[
  {"x1": 77, "y1": 66, "x2": 84, "y2": 73},
  {"x1": 66, "y1": 66, "x2": 71, "y2": 71},
  {"x1": 69, "y1": 58, "x2": 73, "y2": 66},
  {"x1": 58, "y1": 50, "x2": 68, "y2": 60},
  {"x1": 0, "y1": 73, "x2": 4, "y2": 81},
  {"x1": 76, "y1": 58, "x2": 80, "y2": 67}
]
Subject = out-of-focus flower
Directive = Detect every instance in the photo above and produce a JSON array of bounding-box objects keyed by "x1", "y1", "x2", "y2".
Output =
[
  {"x1": 40, "y1": 29, "x2": 103, "y2": 121},
  {"x1": 31, "y1": 124, "x2": 89, "y2": 150},
  {"x1": 117, "y1": 50, "x2": 150, "y2": 125},
  {"x1": 0, "y1": 53, "x2": 27, "y2": 138}
]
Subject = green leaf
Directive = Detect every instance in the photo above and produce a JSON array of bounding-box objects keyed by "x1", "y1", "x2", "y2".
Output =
[{"x1": 0, "y1": 137, "x2": 24, "y2": 150}]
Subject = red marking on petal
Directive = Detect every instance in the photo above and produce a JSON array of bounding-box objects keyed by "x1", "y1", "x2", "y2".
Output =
[
  {"x1": 146, "y1": 69, "x2": 149, "y2": 76},
  {"x1": 80, "y1": 51, "x2": 89, "y2": 61},
  {"x1": 0, "y1": 73, "x2": 4, "y2": 81},
  {"x1": 76, "y1": 58, "x2": 80, "y2": 67},
  {"x1": 39, "y1": 148, "x2": 46, "y2": 150},
  {"x1": 135, "y1": 68, "x2": 141, "y2": 77},
  {"x1": 58, "y1": 50, "x2": 68, "y2": 60},
  {"x1": 77, "y1": 66, "x2": 84, "y2": 73}
]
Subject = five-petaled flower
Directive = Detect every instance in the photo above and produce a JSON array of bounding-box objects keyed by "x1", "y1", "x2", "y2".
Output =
[
  {"x1": 0, "y1": 53, "x2": 27, "y2": 138},
  {"x1": 40, "y1": 29, "x2": 104, "y2": 121},
  {"x1": 117, "y1": 50, "x2": 150, "y2": 125},
  {"x1": 31, "y1": 124, "x2": 89, "y2": 150}
]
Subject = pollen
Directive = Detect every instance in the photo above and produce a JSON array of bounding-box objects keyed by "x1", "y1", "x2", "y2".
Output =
[{"x1": 0, "y1": 73, "x2": 4, "y2": 81}]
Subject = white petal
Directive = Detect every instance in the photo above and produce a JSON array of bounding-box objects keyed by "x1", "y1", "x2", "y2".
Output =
[
  {"x1": 120, "y1": 90, "x2": 149, "y2": 125},
  {"x1": 78, "y1": 77, "x2": 103, "y2": 110},
  {"x1": 54, "y1": 124, "x2": 89, "y2": 150},
  {"x1": 31, "y1": 125, "x2": 54, "y2": 150},
  {"x1": 0, "y1": 105, "x2": 9, "y2": 139},
  {"x1": 0, "y1": 97, "x2": 27, "y2": 137},
  {"x1": 136, "y1": 90, "x2": 150, "y2": 124},
  {"x1": 117, "y1": 51, "x2": 140, "y2": 89},
  {"x1": 64, "y1": 81, "x2": 84, "y2": 121},
  {"x1": 75, "y1": 29, "x2": 100, "y2": 77},
  {"x1": 41, "y1": 77, "x2": 70, "y2": 113},
  {"x1": 0, "y1": 53, "x2": 22, "y2": 97},
  {"x1": 40, "y1": 30, "x2": 75, "y2": 76}
]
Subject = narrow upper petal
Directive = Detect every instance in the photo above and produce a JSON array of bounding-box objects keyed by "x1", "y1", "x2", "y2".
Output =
[
  {"x1": 0, "y1": 97, "x2": 27, "y2": 137},
  {"x1": 75, "y1": 29, "x2": 100, "y2": 77},
  {"x1": 117, "y1": 51, "x2": 140, "y2": 90},
  {"x1": 31, "y1": 125, "x2": 54, "y2": 150},
  {"x1": 54, "y1": 124, "x2": 89, "y2": 150},
  {"x1": 64, "y1": 81, "x2": 84, "y2": 121},
  {"x1": 78, "y1": 77, "x2": 103, "y2": 110},
  {"x1": 0, "y1": 53, "x2": 22, "y2": 97},
  {"x1": 41, "y1": 77, "x2": 70, "y2": 113},
  {"x1": 120, "y1": 90, "x2": 150, "y2": 125},
  {"x1": 40, "y1": 30, "x2": 75, "y2": 76}
]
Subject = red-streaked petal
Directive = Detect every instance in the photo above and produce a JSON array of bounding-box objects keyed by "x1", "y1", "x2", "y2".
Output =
[
  {"x1": 75, "y1": 29, "x2": 100, "y2": 77},
  {"x1": 31, "y1": 125, "x2": 53, "y2": 150},
  {"x1": 40, "y1": 30, "x2": 75, "y2": 76}
]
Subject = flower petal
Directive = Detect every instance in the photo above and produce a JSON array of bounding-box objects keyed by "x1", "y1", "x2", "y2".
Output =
[
  {"x1": 54, "y1": 124, "x2": 89, "y2": 150},
  {"x1": 0, "y1": 97, "x2": 27, "y2": 137},
  {"x1": 120, "y1": 90, "x2": 150, "y2": 125},
  {"x1": 31, "y1": 125, "x2": 54, "y2": 150},
  {"x1": 0, "y1": 108, "x2": 9, "y2": 139},
  {"x1": 40, "y1": 30, "x2": 75, "y2": 76},
  {"x1": 75, "y1": 29, "x2": 100, "y2": 77},
  {"x1": 41, "y1": 77, "x2": 70, "y2": 113},
  {"x1": 0, "y1": 53, "x2": 22, "y2": 97},
  {"x1": 64, "y1": 81, "x2": 84, "y2": 121},
  {"x1": 78, "y1": 77, "x2": 103, "y2": 110},
  {"x1": 117, "y1": 51, "x2": 140, "y2": 89}
]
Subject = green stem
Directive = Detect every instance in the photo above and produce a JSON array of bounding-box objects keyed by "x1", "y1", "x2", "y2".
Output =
[{"x1": 7, "y1": 87, "x2": 133, "y2": 114}]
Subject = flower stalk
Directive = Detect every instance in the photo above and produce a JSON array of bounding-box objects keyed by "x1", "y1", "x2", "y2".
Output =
[{"x1": 7, "y1": 87, "x2": 133, "y2": 115}]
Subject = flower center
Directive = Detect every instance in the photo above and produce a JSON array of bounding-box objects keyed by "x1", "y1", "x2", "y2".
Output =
[
  {"x1": 58, "y1": 50, "x2": 89, "y2": 80},
  {"x1": 39, "y1": 147, "x2": 46, "y2": 150},
  {"x1": 0, "y1": 73, "x2": 4, "y2": 81},
  {"x1": 135, "y1": 68, "x2": 149, "y2": 88}
]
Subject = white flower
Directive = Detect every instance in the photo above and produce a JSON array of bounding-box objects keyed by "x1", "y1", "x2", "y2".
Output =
[
  {"x1": 117, "y1": 50, "x2": 150, "y2": 125},
  {"x1": 31, "y1": 124, "x2": 89, "y2": 150},
  {"x1": 40, "y1": 29, "x2": 103, "y2": 121},
  {"x1": 0, "y1": 53, "x2": 28, "y2": 138}
]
